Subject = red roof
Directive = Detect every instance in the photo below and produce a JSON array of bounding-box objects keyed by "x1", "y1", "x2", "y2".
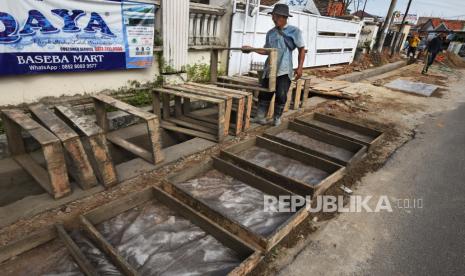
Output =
[{"x1": 430, "y1": 18, "x2": 465, "y2": 31}]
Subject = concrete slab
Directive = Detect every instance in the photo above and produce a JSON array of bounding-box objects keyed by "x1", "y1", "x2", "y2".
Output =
[{"x1": 384, "y1": 79, "x2": 438, "y2": 97}]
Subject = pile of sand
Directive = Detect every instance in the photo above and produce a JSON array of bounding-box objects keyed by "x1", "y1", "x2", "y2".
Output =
[{"x1": 442, "y1": 52, "x2": 465, "y2": 68}]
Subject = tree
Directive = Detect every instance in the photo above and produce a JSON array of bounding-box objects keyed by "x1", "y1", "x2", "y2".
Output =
[{"x1": 343, "y1": 0, "x2": 364, "y2": 14}]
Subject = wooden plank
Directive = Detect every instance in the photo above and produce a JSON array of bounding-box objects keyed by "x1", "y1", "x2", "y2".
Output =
[
  {"x1": 54, "y1": 106, "x2": 102, "y2": 137},
  {"x1": 166, "y1": 118, "x2": 218, "y2": 134},
  {"x1": 42, "y1": 143, "x2": 72, "y2": 199},
  {"x1": 310, "y1": 80, "x2": 351, "y2": 92},
  {"x1": 176, "y1": 115, "x2": 218, "y2": 129},
  {"x1": 93, "y1": 94, "x2": 156, "y2": 121},
  {"x1": 79, "y1": 216, "x2": 138, "y2": 276},
  {"x1": 107, "y1": 132, "x2": 153, "y2": 163},
  {"x1": 146, "y1": 118, "x2": 164, "y2": 164},
  {"x1": 174, "y1": 96, "x2": 183, "y2": 117},
  {"x1": 256, "y1": 136, "x2": 342, "y2": 173},
  {"x1": 29, "y1": 104, "x2": 78, "y2": 141},
  {"x1": 1, "y1": 113, "x2": 26, "y2": 155},
  {"x1": 87, "y1": 134, "x2": 118, "y2": 187},
  {"x1": 85, "y1": 189, "x2": 153, "y2": 225},
  {"x1": 186, "y1": 82, "x2": 252, "y2": 97},
  {"x1": 13, "y1": 154, "x2": 52, "y2": 195},
  {"x1": 210, "y1": 49, "x2": 219, "y2": 83},
  {"x1": 293, "y1": 79, "x2": 303, "y2": 110},
  {"x1": 212, "y1": 157, "x2": 292, "y2": 197},
  {"x1": 268, "y1": 49, "x2": 278, "y2": 92},
  {"x1": 160, "y1": 122, "x2": 218, "y2": 142},
  {"x1": 2, "y1": 109, "x2": 59, "y2": 145},
  {"x1": 219, "y1": 150, "x2": 314, "y2": 197},
  {"x1": 214, "y1": 82, "x2": 271, "y2": 93},
  {"x1": 93, "y1": 99, "x2": 109, "y2": 132},
  {"x1": 151, "y1": 92, "x2": 161, "y2": 119},
  {"x1": 154, "y1": 88, "x2": 224, "y2": 104},
  {"x1": 218, "y1": 76, "x2": 259, "y2": 86},
  {"x1": 301, "y1": 77, "x2": 311, "y2": 106},
  {"x1": 0, "y1": 226, "x2": 56, "y2": 264},
  {"x1": 284, "y1": 85, "x2": 293, "y2": 112},
  {"x1": 162, "y1": 93, "x2": 171, "y2": 119},
  {"x1": 55, "y1": 224, "x2": 99, "y2": 276},
  {"x1": 217, "y1": 101, "x2": 226, "y2": 142}
]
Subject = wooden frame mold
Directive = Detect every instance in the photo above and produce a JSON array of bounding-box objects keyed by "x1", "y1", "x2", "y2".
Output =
[
  {"x1": 92, "y1": 94, "x2": 164, "y2": 164},
  {"x1": 219, "y1": 136, "x2": 346, "y2": 197},
  {"x1": 29, "y1": 103, "x2": 98, "y2": 190},
  {"x1": 164, "y1": 157, "x2": 309, "y2": 252},
  {"x1": 55, "y1": 105, "x2": 118, "y2": 188},
  {"x1": 263, "y1": 121, "x2": 367, "y2": 166},
  {"x1": 295, "y1": 113, "x2": 384, "y2": 149},
  {"x1": 1, "y1": 109, "x2": 71, "y2": 199},
  {"x1": 152, "y1": 87, "x2": 229, "y2": 142},
  {"x1": 183, "y1": 82, "x2": 253, "y2": 134},
  {"x1": 0, "y1": 187, "x2": 262, "y2": 276}
]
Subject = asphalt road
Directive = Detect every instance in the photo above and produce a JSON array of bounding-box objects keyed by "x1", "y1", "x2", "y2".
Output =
[{"x1": 279, "y1": 103, "x2": 465, "y2": 275}]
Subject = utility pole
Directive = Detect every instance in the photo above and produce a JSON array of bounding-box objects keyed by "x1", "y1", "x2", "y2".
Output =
[
  {"x1": 392, "y1": 0, "x2": 413, "y2": 55},
  {"x1": 376, "y1": 0, "x2": 398, "y2": 53}
]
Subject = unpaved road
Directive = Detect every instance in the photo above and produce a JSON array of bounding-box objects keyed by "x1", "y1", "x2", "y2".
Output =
[{"x1": 275, "y1": 68, "x2": 465, "y2": 275}]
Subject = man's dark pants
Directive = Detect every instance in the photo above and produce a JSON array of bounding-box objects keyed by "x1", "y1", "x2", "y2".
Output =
[
  {"x1": 407, "y1": 46, "x2": 417, "y2": 58},
  {"x1": 260, "y1": 75, "x2": 291, "y2": 118}
]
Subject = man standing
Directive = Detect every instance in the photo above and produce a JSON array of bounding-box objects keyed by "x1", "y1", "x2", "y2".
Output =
[
  {"x1": 422, "y1": 32, "x2": 446, "y2": 74},
  {"x1": 242, "y1": 4, "x2": 306, "y2": 126},
  {"x1": 407, "y1": 33, "x2": 420, "y2": 58}
]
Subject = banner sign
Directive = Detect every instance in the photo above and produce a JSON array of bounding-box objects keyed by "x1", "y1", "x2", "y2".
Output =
[{"x1": 0, "y1": 0, "x2": 156, "y2": 76}]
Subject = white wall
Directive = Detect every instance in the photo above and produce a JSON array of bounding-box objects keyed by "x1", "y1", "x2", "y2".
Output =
[
  {"x1": 228, "y1": 8, "x2": 362, "y2": 75},
  {"x1": 0, "y1": 63, "x2": 159, "y2": 106}
]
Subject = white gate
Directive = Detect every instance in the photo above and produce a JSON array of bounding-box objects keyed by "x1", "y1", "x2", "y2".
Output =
[{"x1": 228, "y1": 5, "x2": 362, "y2": 76}]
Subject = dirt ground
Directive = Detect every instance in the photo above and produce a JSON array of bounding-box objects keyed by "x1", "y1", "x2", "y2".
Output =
[
  {"x1": 0, "y1": 62, "x2": 463, "y2": 275},
  {"x1": 304, "y1": 51, "x2": 402, "y2": 78}
]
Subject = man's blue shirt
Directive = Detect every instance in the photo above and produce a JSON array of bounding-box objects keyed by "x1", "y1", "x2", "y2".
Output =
[{"x1": 263, "y1": 25, "x2": 305, "y2": 79}]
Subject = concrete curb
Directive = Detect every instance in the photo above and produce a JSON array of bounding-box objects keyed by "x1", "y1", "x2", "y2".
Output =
[{"x1": 334, "y1": 60, "x2": 407, "y2": 83}]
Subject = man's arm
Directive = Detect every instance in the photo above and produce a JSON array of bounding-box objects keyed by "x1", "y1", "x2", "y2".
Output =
[
  {"x1": 241, "y1": 46, "x2": 270, "y2": 55},
  {"x1": 294, "y1": 47, "x2": 306, "y2": 80}
]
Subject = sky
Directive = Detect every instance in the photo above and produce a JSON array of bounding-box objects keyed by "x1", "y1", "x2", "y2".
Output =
[{"x1": 361, "y1": 0, "x2": 465, "y2": 19}]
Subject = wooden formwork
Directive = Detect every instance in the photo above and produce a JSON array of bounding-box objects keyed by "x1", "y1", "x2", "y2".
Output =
[
  {"x1": 55, "y1": 105, "x2": 118, "y2": 188},
  {"x1": 1, "y1": 109, "x2": 71, "y2": 199},
  {"x1": 0, "y1": 187, "x2": 262, "y2": 276},
  {"x1": 186, "y1": 82, "x2": 253, "y2": 132},
  {"x1": 92, "y1": 94, "x2": 164, "y2": 164},
  {"x1": 263, "y1": 121, "x2": 367, "y2": 166},
  {"x1": 152, "y1": 88, "x2": 229, "y2": 142},
  {"x1": 220, "y1": 136, "x2": 346, "y2": 197},
  {"x1": 296, "y1": 113, "x2": 385, "y2": 149},
  {"x1": 163, "y1": 157, "x2": 309, "y2": 252},
  {"x1": 29, "y1": 104, "x2": 98, "y2": 190}
]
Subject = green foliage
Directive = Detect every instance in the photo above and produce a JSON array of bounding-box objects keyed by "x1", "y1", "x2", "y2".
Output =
[
  {"x1": 185, "y1": 63, "x2": 225, "y2": 83},
  {"x1": 0, "y1": 120, "x2": 4, "y2": 135},
  {"x1": 154, "y1": 30, "x2": 163, "y2": 47}
]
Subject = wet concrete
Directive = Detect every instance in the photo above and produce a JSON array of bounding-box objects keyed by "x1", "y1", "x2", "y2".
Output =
[
  {"x1": 177, "y1": 169, "x2": 294, "y2": 237},
  {"x1": 87, "y1": 200, "x2": 242, "y2": 275},
  {"x1": 275, "y1": 129, "x2": 354, "y2": 162},
  {"x1": 303, "y1": 119, "x2": 373, "y2": 144},
  {"x1": 236, "y1": 146, "x2": 329, "y2": 186},
  {"x1": 0, "y1": 239, "x2": 82, "y2": 276}
]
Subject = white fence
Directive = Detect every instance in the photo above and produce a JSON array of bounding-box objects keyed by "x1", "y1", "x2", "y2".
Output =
[{"x1": 228, "y1": 7, "x2": 363, "y2": 75}]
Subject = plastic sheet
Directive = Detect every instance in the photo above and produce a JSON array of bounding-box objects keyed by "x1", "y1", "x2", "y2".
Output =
[
  {"x1": 276, "y1": 129, "x2": 354, "y2": 162},
  {"x1": 178, "y1": 169, "x2": 294, "y2": 236},
  {"x1": 91, "y1": 201, "x2": 242, "y2": 276},
  {"x1": 237, "y1": 146, "x2": 329, "y2": 186}
]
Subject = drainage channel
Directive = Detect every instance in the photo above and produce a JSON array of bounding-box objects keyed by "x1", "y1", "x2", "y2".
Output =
[{"x1": 0, "y1": 113, "x2": 386, "y2": 275}]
